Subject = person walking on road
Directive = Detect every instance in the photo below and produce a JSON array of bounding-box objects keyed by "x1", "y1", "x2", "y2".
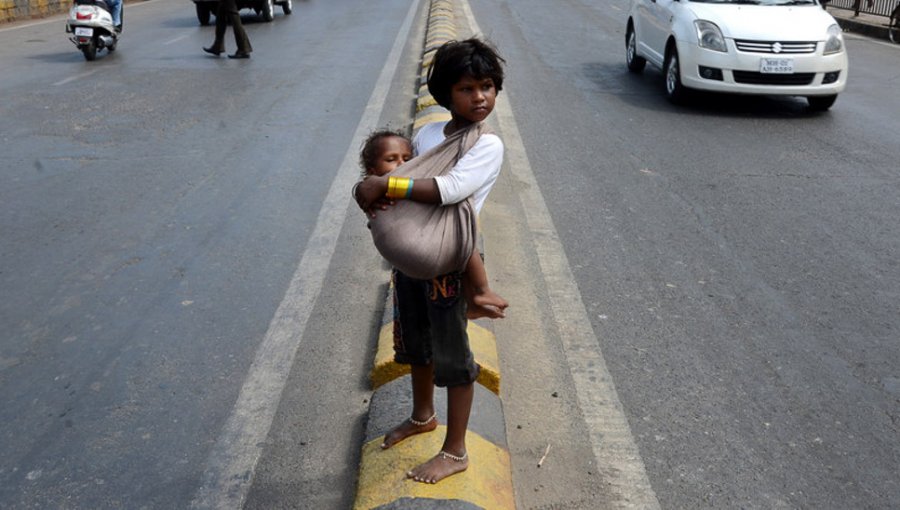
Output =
[
  {"x1": 203, "y1": 0, "x2": 252, "y2": 59},
  {"x1": 355, "y1": 38, "x2": 507, "y2": 485},
  {"x1": 853, "y1": 0, "x2": 874, "y2": 16}
]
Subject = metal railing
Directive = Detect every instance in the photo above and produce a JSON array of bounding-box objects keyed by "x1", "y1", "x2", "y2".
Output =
[{"x1": 826, "y1": 0, "x2": 896, "y2": 17}]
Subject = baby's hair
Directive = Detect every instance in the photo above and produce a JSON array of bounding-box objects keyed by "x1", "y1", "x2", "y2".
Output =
[
  {"x1": 427, "y1": 38, "x2": 506, "y2": 111},
  {"x1": 359, "y1": 129, "x2": 411, "y2": 175}
]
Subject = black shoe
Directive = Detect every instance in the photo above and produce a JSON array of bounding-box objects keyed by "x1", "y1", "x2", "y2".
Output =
[
  {"x1": 115, "y1": 24, "x2": 122, "y2": 33},
  {"x1": 203, "y1": 46, "x2": 222, "y2": 56},
  {"x1": 228, "y1": 51, "x2": 250, "y2": 59}
]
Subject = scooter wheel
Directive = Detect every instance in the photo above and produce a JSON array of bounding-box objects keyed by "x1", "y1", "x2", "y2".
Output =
[{"x1": 82, "y1": 39, "x2": 98, "y2": 61}]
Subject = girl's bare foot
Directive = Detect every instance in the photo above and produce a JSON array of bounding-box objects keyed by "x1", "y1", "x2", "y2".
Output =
[
  {"x1": 466, "y1": 289, "x2": 508, "y2": 320},
  {"x1": 406, "y1": 450, "x2": 469, "y2": 484},
  {"x1": 380, "y1": 413, "x2": 438, "y2": 449}
]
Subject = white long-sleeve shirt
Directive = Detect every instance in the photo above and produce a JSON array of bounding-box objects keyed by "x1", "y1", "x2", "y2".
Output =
[{"x1": 412, "y1": 121, "x2": 504, "y2": 214}]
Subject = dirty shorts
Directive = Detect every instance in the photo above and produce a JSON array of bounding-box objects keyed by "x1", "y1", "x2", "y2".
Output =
[{"x1": 391, "y1": 268, "x2": 479, "y2": 388}]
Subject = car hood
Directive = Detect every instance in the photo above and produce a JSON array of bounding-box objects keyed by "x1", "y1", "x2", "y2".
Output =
[{"x1": 685, "y1": 3, "x2": 837, "y2": 41}]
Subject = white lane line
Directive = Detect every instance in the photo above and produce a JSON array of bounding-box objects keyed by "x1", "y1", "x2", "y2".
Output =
[
  {"x1": 843, "y1": 31, "x2": 899, "y2": 48},
  {"x1": 163, "y1": 34, "x2": 190, "y2": 46},
  {"x1": 53, "y1": 69, "x2": 100, "y2": 86},
  {"x1": 188, "y1": 0, "x2": 422, "y2": 508},
  {"x1": 459, "y1": 1, "x2": 661, "y2": 508},
  {"x1": 0, "y1": 18, "x2": 60, "y2": 32}
]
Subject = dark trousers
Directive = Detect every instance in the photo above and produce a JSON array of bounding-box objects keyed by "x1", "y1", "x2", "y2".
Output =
[
  {"x1": 391, "y1": 269, "x2": 479, "y2": 388},
  {"x1": 213, "y1": 0, "x2": 251, "y2": 53}
]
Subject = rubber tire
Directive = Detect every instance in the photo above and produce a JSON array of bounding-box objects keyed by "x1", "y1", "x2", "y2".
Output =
[
  {"x1": 626, "y1": 27, "x2": 646, "y2": 73},
  {"x1": 262, "y1": 0, "x2": 274, "y2": 22},
  {"x1": 196, "y1": 3, "x2": 211, "y2": 26},
  {"x1": 82, "y1": 38, "x2": 97, "y2": 61},
  {"x1": 664, "y1": 46, "x2": 687, "y2": 104},
  {"x1": 281, "y1": 0, "x2": 291, "y2": 15},
  {"x1": 807, "y1": 94, "x2": 837, "y2": 111}
]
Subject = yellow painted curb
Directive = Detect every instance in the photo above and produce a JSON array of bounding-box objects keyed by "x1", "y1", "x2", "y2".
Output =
[
  {"x1": 371, "y1": 321, "x2": 500, "y2": 395},
  {"x1": 417, "y1": 84, "x2": 433, "y2": 98},
  {"x1": 416, "y1": 95, "x2": 439, "y2": 112},
  {"x1": 413, "y1": 112, "x2": 452, "y2": 130},
  {"x1": 353, "y1": 426, "x2": 514, "y2": 510}
]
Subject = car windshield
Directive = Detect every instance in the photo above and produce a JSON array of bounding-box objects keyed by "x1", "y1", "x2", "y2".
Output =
[{"x1": 689, "y1": 0, "x2": 817, "y2": 4}]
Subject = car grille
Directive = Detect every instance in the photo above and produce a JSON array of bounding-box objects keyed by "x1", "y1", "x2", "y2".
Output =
[
  {"x1": 734, "y1": 40, "x2": 817, "y2": 54},
  {"x1": 732, "y1": 71, "x2": 816, "y2": 85}
]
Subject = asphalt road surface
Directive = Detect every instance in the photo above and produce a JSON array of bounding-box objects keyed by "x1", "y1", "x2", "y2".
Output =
[{"x1": 1, "y1": 0, "x2": 899, "y2": 508}]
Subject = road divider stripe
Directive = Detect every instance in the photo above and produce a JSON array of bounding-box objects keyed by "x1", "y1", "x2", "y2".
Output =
[
  {"x1": 188, "y1": 0, "x2": 424, "y2": 507},
  {"x1": 371, "y1": 319, "x2": 501, "y2": 396},
  {"x1": 355, "y1": 378, "x2": 513, "y2": 510},
  {"x1": 457, "y1": 0, "x2": 661, "y2": 507}
]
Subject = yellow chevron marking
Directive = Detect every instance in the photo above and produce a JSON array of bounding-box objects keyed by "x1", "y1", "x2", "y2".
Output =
[{"x1": 354, "y1": 427, "x2": 514, "y2": 510}]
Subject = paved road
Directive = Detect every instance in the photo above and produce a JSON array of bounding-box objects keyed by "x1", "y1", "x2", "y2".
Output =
[
  {"x1": 1, "y1": 0, "x2": 899, "y2": 508},
  {"x1": 476, "y1": 0, "x2": 900, "y2": 508},
  {"x1": 0, "y1": 0, "x2": 422, "y2": 507}
]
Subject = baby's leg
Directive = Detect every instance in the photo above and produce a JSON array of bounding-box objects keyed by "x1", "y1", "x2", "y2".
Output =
[{"x1": 464, "y1": 252, "x2": 508, "y2": 319}]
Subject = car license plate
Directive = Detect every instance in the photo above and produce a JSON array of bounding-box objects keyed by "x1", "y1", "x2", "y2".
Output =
[
  {"x1": 760, "y1": 57, "x2": 794, "y2": 74},
  {"x1": 74, "y1": 27, "x2": 93, "y2": 37}
]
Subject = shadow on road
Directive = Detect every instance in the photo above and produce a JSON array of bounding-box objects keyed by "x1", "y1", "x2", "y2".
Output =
[{"x1": 583, "y1": 61, "x2": 832, "y2": 119}]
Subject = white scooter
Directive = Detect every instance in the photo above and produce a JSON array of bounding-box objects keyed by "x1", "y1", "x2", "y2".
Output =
[{"x1": 65, "y1": 0, "x2": 120, "y2": 61}]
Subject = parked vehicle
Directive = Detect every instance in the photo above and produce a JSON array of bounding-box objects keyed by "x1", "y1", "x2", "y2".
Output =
[
  {"x1": 193, "y1": 0, "x2": 291, "y2": 25},
  {"x1": 65, "y1": 0, "x2": 119, "y2": 61},
  {"x1": 625, "y1": 0, "x2": 848, "y2": 111}
]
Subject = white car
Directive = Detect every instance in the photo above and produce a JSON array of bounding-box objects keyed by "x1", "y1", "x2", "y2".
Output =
[{"x1": 625, "y1": 0, "x2": 848, "y2": 110}]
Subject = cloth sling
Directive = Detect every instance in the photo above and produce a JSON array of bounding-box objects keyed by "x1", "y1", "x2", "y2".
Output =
[{"x1": 368, "y1": 122, "x2": 491, "y2": 280}]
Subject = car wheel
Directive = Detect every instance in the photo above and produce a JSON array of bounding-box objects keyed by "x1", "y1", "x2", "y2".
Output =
[
  {"x1": 625, "y1": 26, "x2": 646, "y2": 73},
  {"x1": 664, "y1": 46, "x2": 687, "y2": 104},
  {"x1": 262, "y1": 0, "x2": 274, "y2": 21},
  {"x1": 196, "y1": 3, "x2": 211, "y2": 25},
  {"x1": 807, "y1": 94, "x2": 837, "y2": 111},
  {"x1": 282, "y1": 0, "x2": 292, "y2": 15}
]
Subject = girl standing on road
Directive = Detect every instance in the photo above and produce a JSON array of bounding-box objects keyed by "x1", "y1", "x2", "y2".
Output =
[{"x1": 355, "y1": 37, "x2": 507, "y2": 484}]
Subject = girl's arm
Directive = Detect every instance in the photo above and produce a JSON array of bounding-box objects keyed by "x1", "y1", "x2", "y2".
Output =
[
  {"x1": 432, "y1": 134, "x2": 503, "y2": 210},
  {"x1": 355, "y1": 175, "x2": 442, "y2": 217}
]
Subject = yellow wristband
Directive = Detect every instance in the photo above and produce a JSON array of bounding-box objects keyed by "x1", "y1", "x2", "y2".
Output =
[{"x1": 386, "y1": 176, "x2": 412, "y2": 199}]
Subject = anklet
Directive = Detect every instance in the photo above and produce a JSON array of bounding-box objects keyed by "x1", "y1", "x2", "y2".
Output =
[
  {"x1": 438, "y1": 450, "x2": 468, "y2": 462},
  {"x1": 408, "y1": 413, "x2": 436, "y2": 427}
]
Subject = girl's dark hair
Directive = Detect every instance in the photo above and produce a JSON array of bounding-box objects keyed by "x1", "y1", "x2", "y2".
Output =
[
  {"x1": 359, "y1": 129, "x2": 410, "y2": 174},
  {"x1": 427, "y1": 38, "x2": 506, "y2": 110}
]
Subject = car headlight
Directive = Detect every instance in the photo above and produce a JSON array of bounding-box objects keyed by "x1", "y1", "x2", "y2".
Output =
[
  {"x1": 695, "y1": 20, "x2": 727, "y2": 53},
  {"x1": 823, "y1": 23, "x2": 843, "y2": 55}
]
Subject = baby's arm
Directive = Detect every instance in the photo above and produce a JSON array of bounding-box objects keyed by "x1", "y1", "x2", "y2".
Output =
[{"x1": 464, "y1": 250, "x2": 508, "y2": 320}]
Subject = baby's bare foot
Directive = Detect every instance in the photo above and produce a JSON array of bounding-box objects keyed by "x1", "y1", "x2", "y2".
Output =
[
  {"x1": 467, "y1": 303, "x2": 504, "y2": 320},
  {"x1": 381, "y1": 413, "x2": 438, "y2": 449},
  {"x1": 406, "y1": 450, "x2": 469, "y2": 484},
  {"x1": 466, "y1": 290, "x2": 509, "y2": 320}
]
